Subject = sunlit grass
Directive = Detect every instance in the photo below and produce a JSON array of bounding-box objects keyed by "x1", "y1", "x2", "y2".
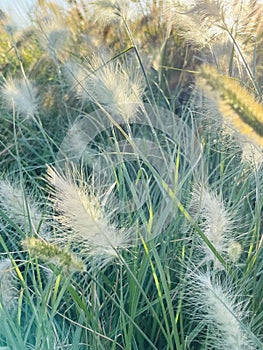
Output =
[{"x1": 0, "y1": 1, "x2": 262, "y2": 349}]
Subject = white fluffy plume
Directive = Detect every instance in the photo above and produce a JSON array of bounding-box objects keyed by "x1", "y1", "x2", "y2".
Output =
[{"x1": 46, "y1": 165, "x2": 129, "y2": 263}]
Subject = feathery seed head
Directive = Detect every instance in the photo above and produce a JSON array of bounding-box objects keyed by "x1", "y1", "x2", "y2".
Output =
[
  {"x1": 44, "y1": 28, "x2": 68, "y2": 55},
  {"x1": 188, "y1": 270, "x2": 256, "y2": 349},
  {"x1": 34, "y1": 1, "x2": 69, "y2": 58},
  {"x1": 227, "y1": 241, "x2": 242, "y2": 263},
  {"x1": 199, "y1": 65, "x2": 263, "y2": 152},
  {"x1": 165, "y1": 0, "x2": 261, "y2": 51},
  {"x1": 46, "y1": 165, "x2": 129, "y2": 265},
  {"x1": 0, "y1": 258, "x2": 18, "y2": 316},
  {"x1": 23, "y1": 237, "x2": 86, "y2": 273},
  {"x1": 70, "y1": 54, "x2": 145, "y2": 121},
  {"x1": 37, "y1": 21, "x2": 68, "y2": 58},
  {"x1": 240, "y1": 143, "x2": 263, "y2": 170},
  {"x1": 64, "y1": 60, "x2": 88, "y2": 97},
  {"x1": 1, "y1": 77, "x2": 38, "y2": 118},
  {"x1": 191, "y1": 184, "x2": 237, "y2": 268},
  {"x1": 91, "y1": 0, "x2": 131, "y2": 24},
  {"x1": 0, "y1": 178, "x2": 45, "y2": 235}
]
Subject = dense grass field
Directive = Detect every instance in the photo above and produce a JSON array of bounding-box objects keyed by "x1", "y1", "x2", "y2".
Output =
[{"x1": 0, "y1": 1, "x2": 262, "y2": 349}]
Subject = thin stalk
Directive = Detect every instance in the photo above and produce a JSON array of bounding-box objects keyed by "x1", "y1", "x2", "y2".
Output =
[
  {"x1": 121, "y1": 16, "x2": 156, "y2": 103},
  {"x1": 226, "y1": 29, "x2": 261, "y2": 96}
]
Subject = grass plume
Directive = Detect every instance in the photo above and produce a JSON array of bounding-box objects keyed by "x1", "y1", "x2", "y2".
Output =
[
  {"x1": 199, "y1": 65, "x2": 263, "y2": 147},
  {"x1": 190, "y1": 183, "x2": 242, "y2": 268},
  {"x1": 23, "y1": 237, "x2": 85, "y2": 273},
  {"x1": 1, "y1": 77, "x2": 38, "y2": 118},
  {"x1": 66, "y1": 53, "x2": 146, "y2": 121},
  {"x1": 0, "y1": 258, "x2": 18, "y2": 316},
  {"x1": 0, "y1": 178, "x2": 45, "y2": 235},
  {"x1": 46, "y1": 165, "x2": 129, "y2": 265},
  {"x1": 188, "y1": 270, "x2": 259, "y2": 349}
]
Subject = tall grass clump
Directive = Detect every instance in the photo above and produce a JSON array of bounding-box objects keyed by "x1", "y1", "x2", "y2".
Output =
[{"x1": 0, "y1": 0, "x2": 262, "y2": 349}]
